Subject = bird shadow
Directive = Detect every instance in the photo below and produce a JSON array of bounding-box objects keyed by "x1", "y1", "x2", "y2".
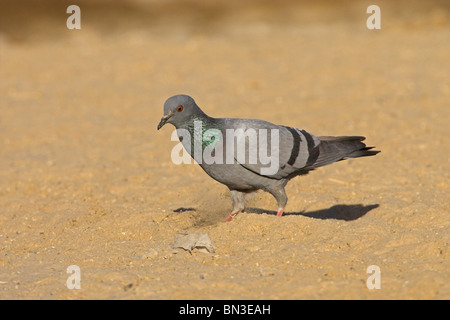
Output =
[
  {"x1": 173, "y1": 207, "x2": 196, "y2": 213},
  {"x1": 246, "y1": 204, "x2": 379, "y2": 221}
]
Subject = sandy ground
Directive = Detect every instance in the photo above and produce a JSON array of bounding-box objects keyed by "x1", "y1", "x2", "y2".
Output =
[{"x1": 0, "y1": 0, "x2": 449, "y2": 300}]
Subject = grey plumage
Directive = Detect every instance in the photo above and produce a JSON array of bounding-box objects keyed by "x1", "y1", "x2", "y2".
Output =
[{"x1": 158, "y1": 94, "x2": 380, "y2": 221}]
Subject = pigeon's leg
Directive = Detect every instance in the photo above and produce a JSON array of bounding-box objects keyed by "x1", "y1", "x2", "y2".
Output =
[
  {"x1": 266, "y1": 186, "x2": 287, "y2": 217},
  {"x1": 225, "y1": 189, "x2": 246, "y2": 222}
]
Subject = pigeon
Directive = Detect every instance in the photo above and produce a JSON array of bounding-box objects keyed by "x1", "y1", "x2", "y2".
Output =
[{"x1": 157, "y1": 94, "x2": 380, "y2": 222}]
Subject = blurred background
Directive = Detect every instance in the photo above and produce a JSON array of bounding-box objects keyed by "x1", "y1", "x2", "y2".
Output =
[
  {"x1": 1, "y1": 0, "x2": 449, "y2": 168},
  {"x1": 1, "y1": 0, "x2": 449, "y2": 299}
]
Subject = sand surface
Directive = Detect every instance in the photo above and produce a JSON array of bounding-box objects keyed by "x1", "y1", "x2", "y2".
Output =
[{"x1": 0, "y1": 0, "x2": 449, "y2": 299}]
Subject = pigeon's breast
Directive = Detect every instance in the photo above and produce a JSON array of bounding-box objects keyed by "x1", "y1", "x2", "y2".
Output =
[{"x1": 199, "y1": 162, "x2": 277, "y2": 191}]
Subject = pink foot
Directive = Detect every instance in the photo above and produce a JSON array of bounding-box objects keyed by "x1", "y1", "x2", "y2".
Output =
[
  {"x1": 276, "y1": 208, "x2": 284, "y2": 217},
  {"x1": 225, "y1": 210, "x2": 240, "y2": 222}
]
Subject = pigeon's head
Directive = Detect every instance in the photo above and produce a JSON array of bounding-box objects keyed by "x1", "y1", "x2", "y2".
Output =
[{"x1": 157, "y1": 94, "x2": 203, "y2": 130}]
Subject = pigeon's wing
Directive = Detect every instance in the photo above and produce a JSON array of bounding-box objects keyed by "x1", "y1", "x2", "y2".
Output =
[{"x1": 220, "y1": 118, "x2": 321, "y2": 179}]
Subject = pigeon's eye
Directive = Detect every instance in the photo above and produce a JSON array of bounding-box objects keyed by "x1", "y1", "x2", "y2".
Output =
[{"x1": 177, "y1": 105, "x2": 183, "y2": 112}]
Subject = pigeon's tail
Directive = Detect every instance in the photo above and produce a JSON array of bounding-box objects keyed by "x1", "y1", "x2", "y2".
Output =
[{"x1": 311, "y1": 136, "x2": 380, "y2": 169}]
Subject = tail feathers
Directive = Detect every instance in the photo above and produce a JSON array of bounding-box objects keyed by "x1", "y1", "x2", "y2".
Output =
[
  {"x1": 345, "y1": 146, "x2": 380, "y2": 159},
  {"x1": 310, "y1": 136, "x2": 380, "y2": 169}
]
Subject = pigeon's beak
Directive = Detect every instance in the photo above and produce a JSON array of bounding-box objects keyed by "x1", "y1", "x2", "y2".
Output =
[{"x1": 157, "y1": 111, "x2": 173, "y2": 130}]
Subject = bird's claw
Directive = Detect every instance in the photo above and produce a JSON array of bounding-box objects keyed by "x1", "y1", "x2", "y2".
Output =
[{"x1": 225, "y1": 210, "x2": 240, "y2": 222}]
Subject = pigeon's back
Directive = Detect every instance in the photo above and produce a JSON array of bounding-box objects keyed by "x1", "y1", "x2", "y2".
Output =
[
  {"x1": 205, "y1": 118, "x2": 322, "y2": 180},
  {"x1": 201, "y1": 117, "x2": 378, "y2": 182}
]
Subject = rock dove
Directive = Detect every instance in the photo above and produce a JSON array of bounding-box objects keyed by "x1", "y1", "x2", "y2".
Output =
[{"x1": 157, "y1": 94, "x2": 380, "y2": 222}]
